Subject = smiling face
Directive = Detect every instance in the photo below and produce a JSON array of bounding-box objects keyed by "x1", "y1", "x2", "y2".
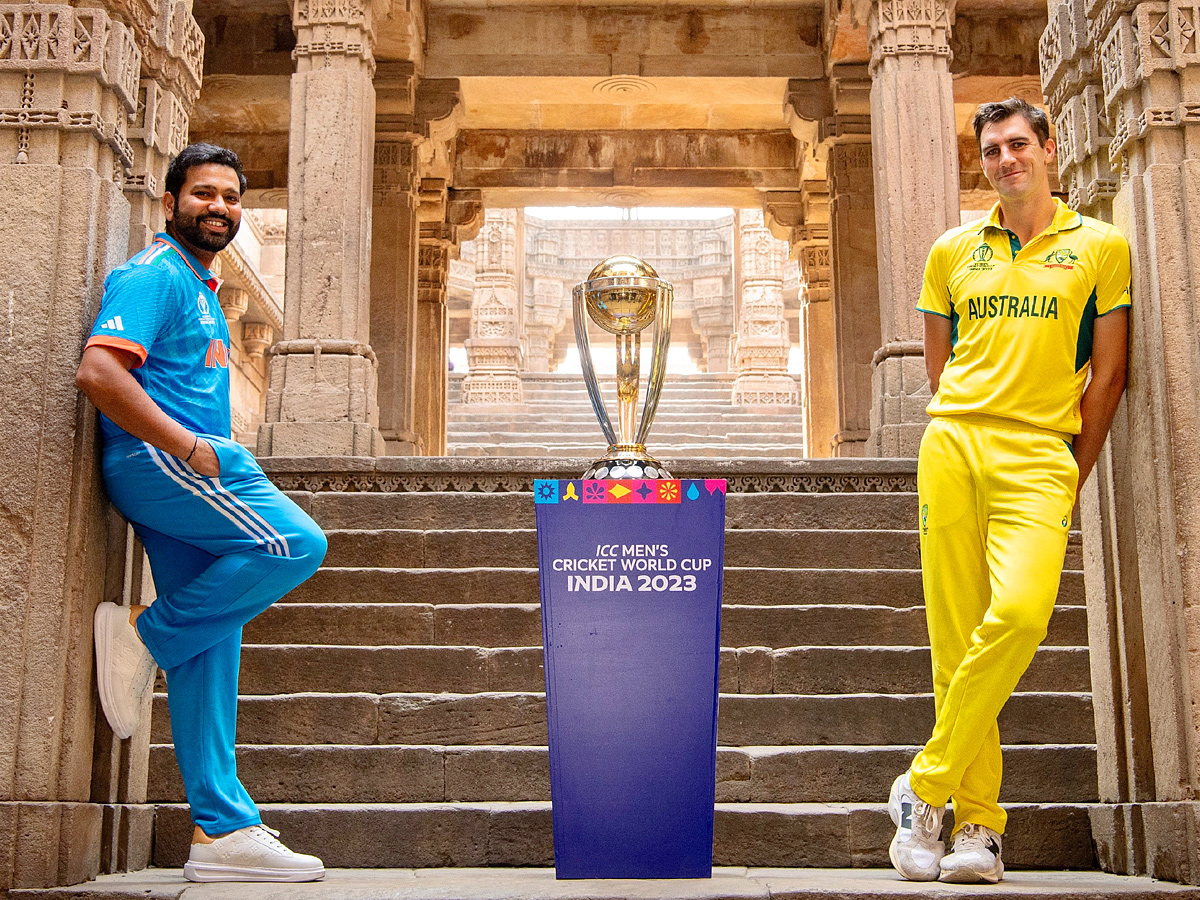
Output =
[
  {"x1": 979, "y1": 114, "x2": 1056, "y2": 204},
  {"x1": 164, "y1": 162, "x2": 243, "y2": 261}
]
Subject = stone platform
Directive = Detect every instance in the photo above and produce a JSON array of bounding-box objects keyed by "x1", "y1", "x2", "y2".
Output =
[{"x1": 13, "y1": 868, "x2": 1200, "y2": 900}]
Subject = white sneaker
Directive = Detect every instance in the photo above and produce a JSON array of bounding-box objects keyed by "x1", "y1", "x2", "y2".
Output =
[
  {"x1": 939, "y1": 822, "x2": 1004, "y2": 883},
  {"x1": 93, "y1": 602, "x2": 157, "y2": 740},
  {"x1": 887, "y1": 770, "x2": 945, "y2": 880},
  {"x1": 184, "y1": 825, "x2": 325, "y2": 882}
]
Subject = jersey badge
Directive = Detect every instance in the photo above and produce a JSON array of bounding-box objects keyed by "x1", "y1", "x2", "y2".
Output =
[
  {"x1": 920, "y1": 503, "x2": 929, "y2": 535},
  {"x1": 197, "y1": 291, "x2": 217, "y2": 327},
  {"x1": 968, "y1": 243, "x2": 995, "y2": 272},
  {"x1": 1043, "y1": 248, "x2": 1079, "y2": 269}
]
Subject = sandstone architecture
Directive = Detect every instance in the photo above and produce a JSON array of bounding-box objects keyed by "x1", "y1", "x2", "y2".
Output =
[{"x1": 2, "y1": 0, "x2": 1200, "y2": 891}]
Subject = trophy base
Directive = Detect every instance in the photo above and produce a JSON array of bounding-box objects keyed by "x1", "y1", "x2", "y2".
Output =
[{"x1": 583, "y1": 451, "x2": 672, "y2": 481}]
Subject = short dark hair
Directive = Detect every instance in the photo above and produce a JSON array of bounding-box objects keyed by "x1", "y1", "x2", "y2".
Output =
[
  {"x1": 973, "y1": 98, "x2": 1051, "y2": 149},
  {"x1": 165, "y1": 143, "x2": 247, "y2": 199}
]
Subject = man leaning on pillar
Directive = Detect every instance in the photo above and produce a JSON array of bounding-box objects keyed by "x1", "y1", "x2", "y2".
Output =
[
  {"x1": 76, "y1": 143, "x2": 329, "y2": 883},
  {"x1": 886, "y1": 98, "x2": 1131, "y2": 884}
]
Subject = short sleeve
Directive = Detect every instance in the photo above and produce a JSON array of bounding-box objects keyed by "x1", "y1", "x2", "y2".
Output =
[
  {"x1": 85, "y1": 265, "x2": 176, "y2": 366},
  {"x1": 916, "y1": 237, "x2": 953, "y2": 318},
  {"x1": 1095, "y1": 227, "x2": 1132, "y2": 316}
]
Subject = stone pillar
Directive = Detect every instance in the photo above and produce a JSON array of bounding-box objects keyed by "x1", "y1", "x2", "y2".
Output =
[
  {"x1": 257, "y1": 0, "x2": 388, "y2": 458},
  {"x1": 462, "y1": 209, "x2": 524, "y2": 404},
  {"x1": 416, "y1": 219, "x2": 455, "y2": 455},
  {"x1": 0, "y1": 1, "x2": 199, "y2": 888},
  {"x1": 854, "y1": 0, "x2": 960, "y2": 456},
  {"x1": 371, "y1": 123, "x2": 422, "y2": 455},
  {"x1": 1042, "y1": 0, "x2": 1200, "y2": 884},
  {"x1": 828, "y1": 139, "x2": 883, "y2": 458},
  {"x1": 797, "y1": 238, "x2": 836, "y2": 458},
  {"x1": 691, "y1": 275, "x2": 737, "y2": 375},
  {"x1": 525, "y1": 276, "x2": 567, "y2": 374},
  {"x1": 731, "y1": 209, "x2": 800, "y2": 407}
]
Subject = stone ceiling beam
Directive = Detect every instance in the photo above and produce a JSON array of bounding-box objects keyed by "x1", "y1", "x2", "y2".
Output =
[
  {"x1": 454, "y1": 130, "x2": 802, "y2": 196},
  {"x1": 424, "y1": 7, "x2": 825, "y2": 78}
]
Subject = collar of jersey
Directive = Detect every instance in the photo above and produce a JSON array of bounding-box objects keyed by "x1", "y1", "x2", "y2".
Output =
[
  {"x1": 152, "y1": 232, "x2": 223, "y2": 292},
  {"x1": 975, "y1": 198, "x2": 1083, "y2": 239}
]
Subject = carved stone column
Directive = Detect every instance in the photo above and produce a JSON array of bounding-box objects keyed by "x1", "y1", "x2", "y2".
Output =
[
  {"x1": 731, "y1": 209, "x2": 800, "y2": 407},
  {"x1": 690, "y1": 274, "x2": 736, "y2": 375},
  {"x1": 1043, "y1": 0, "x2": 1200, "y2": 884},
  {"x1": 462, "y1": 209, "x2": 524, "y2": 404},
  {"x1": 371, "y1": 121, "x2": 422, "y2": 454},
  {"x1": 797, "y1": 237, "x2": 836, "y2": 457},
  {"x1": 257, "y1": 0, "x2": 388, "y2": 457},
  {"x1": 417, "y1": 219, "x2": 455, "y2": 455},
  {"x1": 828, "y1": 139, "x2": 883, "y2": 458},
  {"x1": 0, "y1": 2, "x2": 196, "y2": 888},
  {"x1": 854, "y1": 0, "x2": 960, "y2": 456},
  {"x1": 525, "y1": 276, "x2": 567, "y2": 374}
]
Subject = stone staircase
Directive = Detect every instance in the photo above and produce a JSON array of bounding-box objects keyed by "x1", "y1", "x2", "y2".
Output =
[
  {"x1": 448, "y1": 373, "x2": 807, "y2": 458},
  {"x1": 136, "y1": 458, "x2": 1099, "y2": 873}
]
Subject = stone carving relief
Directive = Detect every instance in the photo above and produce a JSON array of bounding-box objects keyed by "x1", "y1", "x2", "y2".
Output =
[
  {"x1": 0, "y1": 6, "x2": 142, "y2": 174},
  {"x1": 1044, "y1": 0, "x2": 1197, "y2": 215},
  {"x1": 292, "y1": 0, "x2": 377, "y2": 72},
  {"x1": 463, "y1": 210, "x2": 523, "y2": 404},
  {"x1": 732, "y1": 210, "x2": 799, "y2": 407},
  {"x1": 865, "y1": 0, "x2": 954, "y2": 71}
]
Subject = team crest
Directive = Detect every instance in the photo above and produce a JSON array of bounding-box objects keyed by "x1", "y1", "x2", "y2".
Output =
[
  {"x1": 968, "y1": 243, "x2": 995, "y2": 272},
  {"x1": 197, "y1": 291, "x2": 217, "y2": 326},
  {"x1": 1043, "y1": 248, "x2": 1080, "y2": 269},
  {"x1": 921, "y1": 503, "x2": 929, "y2": 535}
]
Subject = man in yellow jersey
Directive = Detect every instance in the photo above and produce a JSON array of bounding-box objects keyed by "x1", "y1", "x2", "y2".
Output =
[{"x1": 886, "y1": 98, "x2": 1130, "y2": 884}]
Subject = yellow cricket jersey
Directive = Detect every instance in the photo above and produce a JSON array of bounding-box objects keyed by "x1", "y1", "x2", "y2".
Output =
[{"x1": 917, "y1": 198, "x2": 1131, "y2": 437}]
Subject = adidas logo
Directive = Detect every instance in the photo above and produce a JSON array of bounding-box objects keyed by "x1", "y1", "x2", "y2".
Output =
[{"x1": 101, "y1": 316, "x2": 125, "y2": 331}]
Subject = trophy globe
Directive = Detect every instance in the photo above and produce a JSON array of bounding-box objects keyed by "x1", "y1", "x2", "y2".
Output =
[{"x1": 572, "y1": 255, "x2": 674, "y2": 480}]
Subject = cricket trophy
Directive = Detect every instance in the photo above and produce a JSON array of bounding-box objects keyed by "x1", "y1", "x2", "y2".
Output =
[{"x1": 573, "y1": 255, "x2": 674, "y2": 479}]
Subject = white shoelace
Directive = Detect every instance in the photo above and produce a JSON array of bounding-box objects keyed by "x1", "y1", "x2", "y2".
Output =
[
  {"x1": 952, "y1": 822, "x2": 996, "y2": 853},
  {"x1": 911, "y1": 800, "x2": 942, "y2": 839},
  {"x1": 246, "y1": 825, "x2": 289, "y2": 854}
]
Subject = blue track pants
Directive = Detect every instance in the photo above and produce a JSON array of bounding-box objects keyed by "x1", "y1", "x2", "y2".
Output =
[{"x1": 102, "y1": 434, "x2": 326, "y2": 835}]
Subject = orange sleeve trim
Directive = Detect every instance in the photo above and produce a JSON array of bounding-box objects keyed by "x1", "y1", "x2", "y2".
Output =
[{"x1": 85, "y1": 335, "x2": 148, "y2": 367}]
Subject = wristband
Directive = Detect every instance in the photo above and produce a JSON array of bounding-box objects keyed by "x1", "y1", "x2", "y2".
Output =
[{"x1": 183, "y1": 434, "x2": 199, "y2": 463}]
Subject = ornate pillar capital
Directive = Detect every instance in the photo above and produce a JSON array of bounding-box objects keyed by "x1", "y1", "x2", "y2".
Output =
[
  {"x1": 858, "y1": 0, "x2": 956, "y2": 75},
  {"x1": 291, "y1": 0, "x2": 384, "y2": 75}
]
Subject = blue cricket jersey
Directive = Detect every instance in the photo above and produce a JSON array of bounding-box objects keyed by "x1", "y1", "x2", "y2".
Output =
[{"x1": 86, "y1": 233, "x2": 232, "y2": 454}]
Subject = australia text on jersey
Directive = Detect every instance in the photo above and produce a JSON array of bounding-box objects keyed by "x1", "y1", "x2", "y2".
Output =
[{"x1": 964, "y1": 294, "x2": 1059, "y2": 321}]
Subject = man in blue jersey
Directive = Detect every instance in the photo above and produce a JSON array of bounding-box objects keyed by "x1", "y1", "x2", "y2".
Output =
[{"x1": 77, "y1": 144, "x2": 328, "y2": 883}]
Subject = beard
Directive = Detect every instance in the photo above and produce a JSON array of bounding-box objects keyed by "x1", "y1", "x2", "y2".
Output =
[{"x1": 170, "y1": 206, "x2": 239, "y2": 253}]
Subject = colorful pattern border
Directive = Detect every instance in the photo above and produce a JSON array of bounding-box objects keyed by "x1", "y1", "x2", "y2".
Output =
[{"x1": 534, "y1": 479, "x2": 727, "y2": 505}]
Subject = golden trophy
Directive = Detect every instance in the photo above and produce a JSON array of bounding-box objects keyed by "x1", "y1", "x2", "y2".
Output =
[{"x1": 573, "y1": 255, "x2": 674, "y2": 479}]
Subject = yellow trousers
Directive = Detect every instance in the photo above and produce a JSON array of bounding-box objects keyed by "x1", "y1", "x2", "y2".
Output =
[{"x1": 910, "y1": 415, "x2": 1078, "y2": 835}]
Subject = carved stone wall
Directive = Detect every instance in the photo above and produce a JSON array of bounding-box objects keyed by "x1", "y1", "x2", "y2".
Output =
[
  {"x1": 0, "y1": 0, "x2": 202, "y2": 889},
  {"x1": 1042, "y1": 0, "x2": 1200, "y2": 884},
  {"x1": 461, "y1": 208, "x2": 524, "y2": 404},
  {"x1": 731, "y1": 209, "x2": 800, "y2": 407}
]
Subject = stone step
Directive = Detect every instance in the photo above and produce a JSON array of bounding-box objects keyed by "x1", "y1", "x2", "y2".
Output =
[
  {"x1": 303, "y1": 491, "x2": 924, "y2": 532},
  {"x1": 233, "y1": 645, "x2": 1092, "y2": 700},
  {"x1": 153, "y1": 657, "x2": 1093, "y2": 744},
  {"x1": 449, "y1": 444, "x2": 809, "y2": 458},
  {"x1": 285, "y1": 566, "x2": 1086, "y2": 608},
  {"x1": 320, "y1": 528, "x2": 928, "y2": 569},
  {"x1": 145, "y1": 743, "x2": 1097, "y2": 805},
  {"x1": 147, "y1": 801, "x2": 1098, "y2": 869},
  {"x1": 446, "y1": 427, "x2": 807, "y2": 441},
  {"x1": 245, "y1": 602, "x2": 1089, "y2": 649},
  {"x1": 29, "y1": 867, "x2": 1200, "y2": 900}
]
